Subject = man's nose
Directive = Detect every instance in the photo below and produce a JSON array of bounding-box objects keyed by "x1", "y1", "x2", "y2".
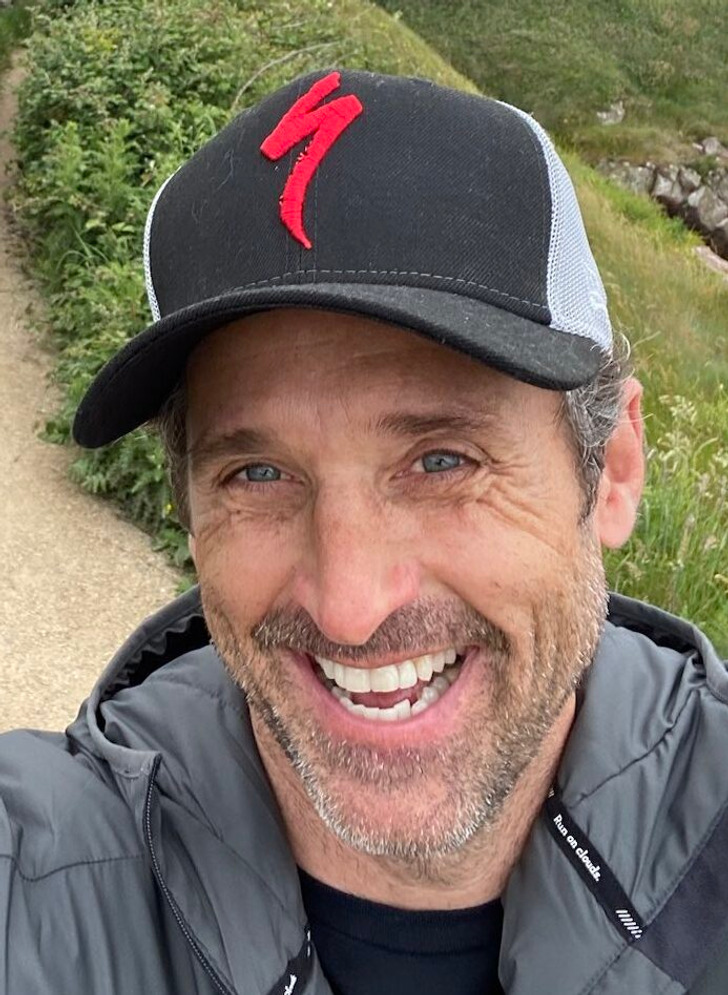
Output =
[{"x1": 290, "y1": 484, "x2": 420, "y2": 647}]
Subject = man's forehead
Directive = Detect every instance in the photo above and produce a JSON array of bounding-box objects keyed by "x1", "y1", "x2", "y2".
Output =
[
  {"x1": 183, "y1": 309, "x2": 532, "y2": 446},
  {"x1": 186, "y1": 308, "x2": 516, "y2": 396}
]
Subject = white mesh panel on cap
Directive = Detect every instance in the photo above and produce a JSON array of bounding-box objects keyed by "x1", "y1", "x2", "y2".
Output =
[
  {"x1": 143, "y1": 172, "x2": 175, "y2": 322},
  {"x1": 501, "y1": 102, "x2": 612, "y2": 352}
]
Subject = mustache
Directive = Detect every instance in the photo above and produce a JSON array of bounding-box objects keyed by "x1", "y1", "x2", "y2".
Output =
[{"x1": 250, "y1": 596, "x2": 512, "y2": 664}]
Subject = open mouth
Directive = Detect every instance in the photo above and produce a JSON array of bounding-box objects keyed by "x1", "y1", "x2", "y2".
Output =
[{"x1": 309, "y1": 647, "x2": 469, "y2": 721}]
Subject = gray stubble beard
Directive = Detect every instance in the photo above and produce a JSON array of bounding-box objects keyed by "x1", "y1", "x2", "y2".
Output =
[{"x1": 201, "y1": 530, "x2": 608, "y2": 877}]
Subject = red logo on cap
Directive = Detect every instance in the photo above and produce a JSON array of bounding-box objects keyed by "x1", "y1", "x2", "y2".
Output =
[{"x1": 260, "y1": 72, "x2": 363, "y2": 249}]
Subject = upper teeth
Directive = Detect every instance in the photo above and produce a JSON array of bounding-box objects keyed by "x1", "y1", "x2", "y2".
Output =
[{"x1": 314, "y1": 649, "x2": 459, "y2": 693}]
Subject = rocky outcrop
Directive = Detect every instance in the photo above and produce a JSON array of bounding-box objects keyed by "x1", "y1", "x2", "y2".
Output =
[
  {"x1": 694, "y1": 244, "x2": 728, "y2": 281},
  {"x1": 596, "y1": 101, "x2": 625, "y2": 126},
  {"x1": 599, "y1": 137, "x2": 728, "y2": 260}
]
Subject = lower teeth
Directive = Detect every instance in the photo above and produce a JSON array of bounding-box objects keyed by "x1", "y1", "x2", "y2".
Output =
[{"x1": 325, "y1": 660, "x2": 463, "y2": 721}]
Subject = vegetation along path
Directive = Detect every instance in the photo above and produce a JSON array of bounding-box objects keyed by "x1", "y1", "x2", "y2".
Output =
[{"x1": 0, "y1": 65, "x2": 179, "y2": 733}]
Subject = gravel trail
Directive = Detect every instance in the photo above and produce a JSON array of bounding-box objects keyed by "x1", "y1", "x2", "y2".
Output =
[{"x1": 0, "y1": 64, "x2": 179, "y2": 732}]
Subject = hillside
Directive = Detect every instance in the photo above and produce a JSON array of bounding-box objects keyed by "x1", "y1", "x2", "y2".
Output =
[{"x1": 379, "y1": 0, "x2": 728, "y2": 164}]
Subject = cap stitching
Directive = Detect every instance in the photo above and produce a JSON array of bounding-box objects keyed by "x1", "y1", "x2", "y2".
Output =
[{"x1": 220, "y1": 269, "x2": 548, "y2": 310}]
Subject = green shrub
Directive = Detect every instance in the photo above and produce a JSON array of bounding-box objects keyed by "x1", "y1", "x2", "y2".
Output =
[{"x1": 0, "y1": 3, "x2": 30, "y2": 73}]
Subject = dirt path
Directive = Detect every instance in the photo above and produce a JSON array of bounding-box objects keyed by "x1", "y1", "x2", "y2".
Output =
[{"x1": 0, "y1": 64, "x2": 179, "y2": 733}]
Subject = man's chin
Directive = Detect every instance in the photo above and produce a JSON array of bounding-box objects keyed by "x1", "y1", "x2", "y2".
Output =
[
  {"x1": 311, "y1": 794, "x2": 484, "y2": 863},
  {"x1": 294, "y1": 746, "x2": 507, "y2": 864}
]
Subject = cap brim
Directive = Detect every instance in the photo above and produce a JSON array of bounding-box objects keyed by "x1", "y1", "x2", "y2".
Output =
[{"x1": 72, "y1": 283, "x2": 606, "y2": 447}]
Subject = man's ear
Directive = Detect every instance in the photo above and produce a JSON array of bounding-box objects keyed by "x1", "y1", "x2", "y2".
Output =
[
  {"x1": 188, "y1": 532, "x2": 197, "y2": 567},
  {"x1": 594, "y1": 376, "x2": 645, "y2": 549}
]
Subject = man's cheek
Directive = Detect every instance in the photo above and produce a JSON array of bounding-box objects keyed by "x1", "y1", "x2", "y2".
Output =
[
  {"x1": 425, "y1": 527, "x2": 569, "y2": 650},
  {"x1": 188, "y1": 495, "x2": 230, "y2": 550},
  {"x1": 425, "y1": 509, "x2": 547, "y2": 595},
  {"x1": 202, "y1": 550, "x2": 293, "y2": 639}
]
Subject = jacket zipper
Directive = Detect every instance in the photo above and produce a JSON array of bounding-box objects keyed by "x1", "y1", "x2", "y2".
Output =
[{"x1": 143, "y1": 755, "x2": 236, "y2": 995}]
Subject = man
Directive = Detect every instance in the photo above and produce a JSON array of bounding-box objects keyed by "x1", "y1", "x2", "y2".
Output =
[{"x1": 1, "y1": 69, "x2": 726, "y2": 994}]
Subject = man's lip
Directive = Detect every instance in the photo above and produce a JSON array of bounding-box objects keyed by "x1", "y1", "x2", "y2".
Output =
[
  {"x1": 299, "y1": 646, "x2": 472, "y2": 671},
  {"x1": 282, "y1": 645, "x2": 484, "y2": 738}
]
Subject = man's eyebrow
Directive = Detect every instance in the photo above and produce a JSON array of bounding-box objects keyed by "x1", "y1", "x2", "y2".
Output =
[
  {"x1": 370, "y1": 409, "x2": 501, "y2": 439},
  {"x1": 188, "y1": 428, "x2": 272, "y2": 472},
  {"x1": 189, "y1": 410, "x2": 502, "y2": 469}
]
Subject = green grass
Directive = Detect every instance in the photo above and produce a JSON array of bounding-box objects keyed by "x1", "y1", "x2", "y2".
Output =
[
  {"x1": 8, "y1": 0, "x2": 728, "y2": 652},
  {"x1": 378, "y1": 0, "x2": 728, "y2": 163},
  {"x1": 570, "y1": 158, "x2": 728, "y2": 649},
  {"x1": 606, "y1": 390, "x2": 728, "y2": 642}
]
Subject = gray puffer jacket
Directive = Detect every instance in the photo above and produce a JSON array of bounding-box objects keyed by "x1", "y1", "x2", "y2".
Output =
[{"x1": 0, "y1": 589, "x2": 727, "y2": 994}]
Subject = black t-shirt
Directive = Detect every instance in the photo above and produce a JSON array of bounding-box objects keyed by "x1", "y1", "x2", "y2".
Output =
[{"x1": 298, "y1": 868, "x2": 504, "y2": 995}]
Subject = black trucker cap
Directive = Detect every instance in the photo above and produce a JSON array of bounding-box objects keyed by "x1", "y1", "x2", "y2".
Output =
[{"x1": 73, "y1": 69, "x2": 612, "y2": 448}]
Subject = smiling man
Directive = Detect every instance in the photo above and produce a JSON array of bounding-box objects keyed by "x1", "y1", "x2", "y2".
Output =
[
  {"x1": 182, "y1": 308, "x2": 617, "y2": 909},
  {"x1": 1, "y1": 70, "x2": 728, "y2": 995}
]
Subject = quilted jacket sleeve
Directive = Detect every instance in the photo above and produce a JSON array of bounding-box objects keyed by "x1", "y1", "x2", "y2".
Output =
[{"x1": 0, "y1": 729, "x2": 193, "y2": 995}]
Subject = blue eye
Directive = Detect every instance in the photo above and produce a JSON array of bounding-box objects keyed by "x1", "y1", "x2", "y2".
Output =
[
  {"x1": 240, "y1": 464, "x2": 281, "y2": 482},
  {"x1": 421, "y1": 452, "x2": 464, "y2": 473}
]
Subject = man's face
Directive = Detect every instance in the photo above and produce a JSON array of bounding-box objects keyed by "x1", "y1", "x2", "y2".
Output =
[{"x1": 186, "y1": 308, "x2": 608, "y2": 863}]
